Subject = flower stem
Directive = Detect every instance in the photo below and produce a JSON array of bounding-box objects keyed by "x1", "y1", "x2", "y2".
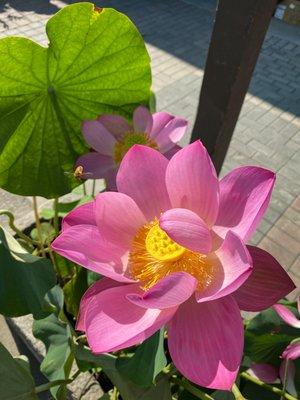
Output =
[
  {"x1": 53, "y1": 197, "x2": 59, "y2": 235},
  {"x1": 34, "y1": 378, "x2": 72, "y2": 394},
  {"x1": 281, "y1": 360, "x2": 289, "y2": 400},
  {"x1": 92, "y1": 179, "x2": 96, "y2": 197},
  {"x1": 170, "y1": 377, "x2": 213, "y2": 400},
  {"x1": 0, "y1": 210, "x2": 37, "y2": 246},
  {"x1": 240, "y1": 372, "x2": 298, "y2": 400},
  {"x1": 32, "y1": 196, "x2": 46, "y2": 257},
  {"x1": 232, "y1": 383, "x2": 246, "y2": 400}
]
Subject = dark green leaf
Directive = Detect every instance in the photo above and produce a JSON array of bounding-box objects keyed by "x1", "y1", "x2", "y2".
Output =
[
  {"x1": 63, "y1": 266, "x2": 88, "y2": 317},
  {"x1": 87, "y1": 270, "x2": 102, "y2": 286},
  {"x1": 74, "y1": 343, "x2": 171, "y2": 400},
  {"x1": 116, "y1": 330, "x2": 167, "y2": 387},
  {"x1": 212, "y1": 391, "x2": 235, "y2": 400},
  {"x1": 0, "y1": 342, "x2": 37, "y2": 399},
  {"x1": 54, "y1": 254, "x2": 75, "y2": 278},
  {"x1": 32, "y1": 290, "x2": 73, "y2": 400},
  {"x1": 0, "y1": 3, "x2": 151, "y2": 198},
  {"x1": 0, "y1": 226, "x2": 56, "y2": 318},
  {"x1": 245, "y1": 307, "x2": 299, "y2": 365}
]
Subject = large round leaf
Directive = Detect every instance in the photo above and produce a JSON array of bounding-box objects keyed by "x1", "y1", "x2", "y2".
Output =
[{"x1": 0, "y1": 3, "x2": 151, "y2": 198}]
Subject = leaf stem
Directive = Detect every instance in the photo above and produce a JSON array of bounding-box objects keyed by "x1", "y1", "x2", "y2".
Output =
[
  {"x1": 170, "y1": 377, "x2": 213, "y2": 400},
  {"x1": 32, "y1": 196, "x2": 46, "y2": 257},
  {"x1": 0, "y1": 210, "x2": 37, "y2": 246},
  {"x1": 34, "y1": 378, "x2": 72, "y2": 393},
  {"x1": 232, "y1": 383, "x2": 246, "y2": 400},
  {"x1": 83, "y1": 182, "x2": 87, "y2": 196},
  {"x1": 92, "y1": 179, "x2": 96, "y2": 197},
  {"x1": 53, "y1": 197, "x2": 59, "y2": 235},
  {"x1": 240, "y1": 372, "x2": 298, "y2": 400}
]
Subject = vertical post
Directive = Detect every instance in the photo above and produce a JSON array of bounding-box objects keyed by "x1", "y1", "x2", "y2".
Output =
[{"x1": 191, "y1": 0, "x2": 277, "y2": 174}]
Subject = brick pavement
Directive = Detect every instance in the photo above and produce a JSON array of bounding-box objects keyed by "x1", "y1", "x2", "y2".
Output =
[{"x1": 0, "y1": 0, "x2": 299, "y2": 298}]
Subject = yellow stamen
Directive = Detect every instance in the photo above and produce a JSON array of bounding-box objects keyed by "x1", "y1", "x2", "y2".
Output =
[
  {"x1": 114, "y1": 132, "x2": 158, "y2": 164},
  {"x1": 129, "y1": 220, "x2": 215, "y2": 291}
]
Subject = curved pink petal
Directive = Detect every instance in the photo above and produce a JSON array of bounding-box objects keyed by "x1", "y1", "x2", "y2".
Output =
[
  {"x1": 280, "y1": 360, "x2": 297, "y2": 397},
  {"x1": 127, "y1": 272, "x2": 197, "y2": 309},
  {"x1": 117, "y1": 145, "x2": 171, "y2": 221},
  {"x1": 214, "y1": 166, "x2": 275, "y2": 241},
  {"x1": 151, "y1": 112, "x2": 174, "y2": 138},
  {"x1": 196, "y1": 231, "x2": 252, "y2": 303},
  {"x1": 168, "y1": 295, "x2": 243, "y2": 390},
  {"x1": 248, "y1": 363, "x2": 278, "y2": 383},
  {"x1": 51, "y1": 225, "x2": 133, "y2": 283},
  {"x1": 233, "y1": 246, "x2": 295, "y2": 312},
  {"x1": 85, "y1": 283, "x2": 177, "y2": 353},
  {"x1": 273, "y1": 304, "x2": 300, "y2": 329},
  {"x1": 133, "y1": 106, "x2": 153, "y2": 134},
  {"x1": 163, "y1": 144, "x2": 182, "y2": 160},
  {"x1": 82, "y1": 120, "x2": 116, "y2": 155},
  {"x1": 166, "y1": 141, "x2": 219, "y2": 227},
  {"x1": 95, "y1": 192, "x2": 146, "y2": 248},
  {"x1": 154, "y1": 117, "x2": 188, "y2": 153},
  {"x1": 282, "y1": 343, "x2": 300, "y2": 360},
  {"x1": 76, "y1": 278, "x2": 121, "y2": 331},
  {"x1": 62, "y1": 200, "x2": 96, "y2": 231},
  {"x1": 159, "y1": 208, "x2": 212, "y2": 254},
  {"x1": 75, "y1": 152, "x2": 115, "y2": 179},
  {"x1": 97, "y1": 114, "x2": 131, "y2": 139}
]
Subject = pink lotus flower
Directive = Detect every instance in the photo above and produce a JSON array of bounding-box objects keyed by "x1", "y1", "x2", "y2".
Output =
[
  {"x1": 52, "y1": 141, "x2": 295, "y2": 390},
  {"x1": 76, "y1": 106, "x2": 187, "y2": 190},
  {"x1": 249, "y1": 299, "x2": 299, "y2": 396}
]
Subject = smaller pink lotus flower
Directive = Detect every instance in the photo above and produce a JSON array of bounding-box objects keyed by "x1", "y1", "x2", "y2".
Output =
[
  {"x1": 249, "y1": 298, "x2": 300, "y2": 396},
  {"x1": 76, "y1": 106, "x2": 187, "y2": 190},
  {"x1": 52, "y1": 141, "x2": 295, "y2": 390}
]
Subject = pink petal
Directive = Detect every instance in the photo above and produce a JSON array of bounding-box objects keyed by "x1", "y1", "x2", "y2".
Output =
[
  {"x1": 85, "y1": 283, "x2": 177, "y2": 353},
  {"x1": 76, "y1": 278, "x2": 121, "y2": 331},
  {"x1": 51, "y1": 225, "x2": 133, "y2": 283},
  {"x1": 127, "y1": 272, "x2": 197, "y2": 309},
  {"x1": 62, "y1": 200, "x2": 96, "y2": 231},
  {"x1": 117, "y1": 145, "x2": 171, "y2": 221},
  {"x1": 273, "y1": 304, "x2": 300, "y2": 329},
  {"x1": 166, "y1": 141, "x2": 219, "y2": 227},
  {"x1": 214, "y1": 166, "x2": 275, "y2": 241},
  {"x1": 97, "y1": 114, "x2": 131, "y2": 139},
  {"x1": 159, "y1": 208, "x2": 212, "y2": 253},
  {"x1": 163, "y1": 144, "x2": 182, "y2": 160},
  {"x1": 75, "y1": 152, "x2": 115, "y2": 179},
  {"x1": 154, "y1": 117, "x2": 188, "y2": 153},
  {"x1": 280, "y1": 360, "x2": 297, "y2": 397},
  {"x1": 168, "y1": 295, "x2": 243, "y2": 390},
  {"x1": 82, "y1": 120, "x2": 116, "y2": 155},
  {"x1": 248, "y1": 363, "x2": 278, "y2": 383},
  {"x1": 151, "y1": 112, "x2": 174, "y2": 137},
  {"x1": 196, "y1": 231, "x2": 252, "y2": 303},
  {"x1": 95, "y1": 192, "x2": 146, "y2": 248},
  {"x1": 233, "y1": 246, "x2": 295, "y2": 312},
  {"x1": 282, "y1": 343, "x2": 300, "y2": 360},
  {"x1": 133, "y1": 106, "x2": 153, "y2": 134}
]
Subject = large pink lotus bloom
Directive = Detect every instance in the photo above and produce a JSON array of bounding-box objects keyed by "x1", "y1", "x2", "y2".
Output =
[
  {"x1": 249, "y1": 299, "x2": 299, "y2": 396},
  {"x1": 52, "y1": 141, "x2": 295, "y2": 390},
  {"x1": 76, "y1": 106, "x2": 187, "y2": 190}
]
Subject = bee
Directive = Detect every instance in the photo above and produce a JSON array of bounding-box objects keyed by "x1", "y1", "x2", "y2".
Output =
[{"x1": 64, "y1": 165, "x2": 93, "y2": 181}]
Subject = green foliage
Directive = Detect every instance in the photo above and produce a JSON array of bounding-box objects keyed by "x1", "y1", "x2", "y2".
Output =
[
  {"x1": 30, "y1": 222, "x2": 56, "y2": 244},
  {"x1": 32, "y1": 286, "x2": 73, "y2": 399},
  {"x1": 0, "y1": 3, "x2": 151, "y2": 198},
  {"x1": 116, "y1": 329, "x2": 167, "y2": 387},
  {"x1": 63, "y1": 266, "x2": 88, "y2": 317},
  {"x1": 245, "y1": 307, "x2": 299, "y2": 365},
  {"x1": 0, "y1": 343, "x2": 37, "y2": 400},
  {"x1": 0, "y1": 226, "x2": 56, "y2": 318},
  {"x1": 40, "y1": 196, "x2": 93, "y2": 220},
  {"x1": 74, "y1": 343, "x2": 172, "y2": 400}
]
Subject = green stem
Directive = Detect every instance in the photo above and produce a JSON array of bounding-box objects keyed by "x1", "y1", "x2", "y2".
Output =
[
  {"x1": 240, "y1": 372, "x2": 298, "y2": 400},
  {"x1": 34, "y1": 378, "x2": 72, "y2": 394},
  {"x1": 53, "y1": 197, "x2": 59, "y2": 235},
  {"x1": 83, "y1": 182, "x2": 87, "y2": 196},
  {"x1": 170, "y1": 377, "x2": 213, "y2": 400},
  {"x1": 92, "y1": 179, "x2": 96, "y2": 198},
  {"x1": 0, "y1": 210, "x2": 37, "y2": 246},
  {"x1": 32, "y1": 196, "x2": 46, "y2": 257},
  {"x1": 281, "y1": 360, "x2": 289, "y2": 400},
  {"x1": 232, "y1": 383, "x2": 246, "y2": 400},
  {"x1": 112, "y1": 386, "x2": 119, "y2": 400}
]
